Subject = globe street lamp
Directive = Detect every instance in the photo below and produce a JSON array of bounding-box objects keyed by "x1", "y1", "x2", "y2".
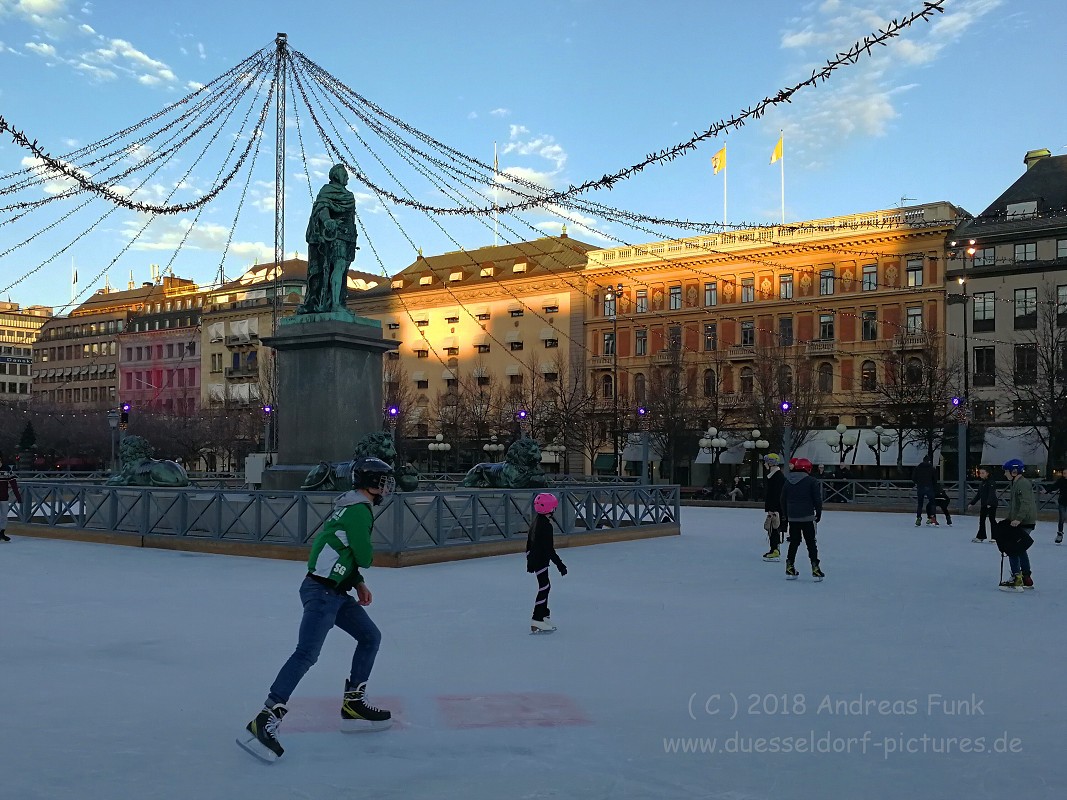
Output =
[
  {"x1": 699, "y1": 427, "x2": 729, "y2": 487},
  {"x1": 825, "y1": 423, "x2": 859, "y2": 466},
  {"x1": 743, "y1": 429, "x2": 770, "y2": 490},
  {"x1": 864, "y1": 425, "x2": 896, "y2": 476},
  {"x1": 483, "y1": 435, "x2": 506, "y2": 462},
  {"x1": 428, "y1": 433, "x2": 451, "y2": 473}
]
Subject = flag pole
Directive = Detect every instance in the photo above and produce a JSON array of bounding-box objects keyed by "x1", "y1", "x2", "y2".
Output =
[
  {"x1": 723, "y1": 154, "x2": 728, "y2": 227},
  {"x1": 779, "y1": 129, "x2": 785, "y2": 224},
  {"x1": 493, "y1": 141, "x2": 499, "y2": 247}
]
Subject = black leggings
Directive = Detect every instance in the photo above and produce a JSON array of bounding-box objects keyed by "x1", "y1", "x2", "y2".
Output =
[
  {"x1": 975, "y1": 506, "x2": 996, "y2": 538},
  {"x1": 768, "y1": 521, "x2": 787, "y2": 550},
  {"x1": 786, "y1": 521, "x2": 819, "y2": 565},
  {"x1": 532, "y1": 567, "x2": 552, "y2": 621}
]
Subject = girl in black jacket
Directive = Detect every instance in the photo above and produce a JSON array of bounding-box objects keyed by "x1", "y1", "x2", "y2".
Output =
[
  {"x1": 967, "y1": 468, "x2": 998, "y2": 542},
  {"x1": 527, "y1": 493, "x2": 567, "y2": 633}
]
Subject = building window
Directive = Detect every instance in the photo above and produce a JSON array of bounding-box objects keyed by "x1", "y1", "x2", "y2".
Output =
[
  {"x1": 476, "y1": 312, "x2": 491, "y2": 321},
  {"x1": 906, "y1": 258, "x2": 924, "y2": 287},
  {"x1": 1014, "y1": 344, "x2": 1037, "y2": 384},
  {"x1": 476, "y1": 376, "x2": 490, "y2": 387},
  {"x1": 1058, "y1": 285, "x2": 1067, "y2": 327},
  {"x1": 973, "y1": 347, "x2": 995, "y2": 387},
  {"x1": 741, "y1": 320, "x2": 755, "y2": 347},
  {"x1": 1014, "y1": 242, "x2": 1037, "y2": 263},
  {"x1": 906, "y1": 306, "x2": 923, "y2": 334},
  {"x1": 543, "y1": 338, "x2": 559, "y2": 348},
  {"x1": 861, "y1": 310, "x2": 878, "y2": 341},
  {"x1": 603, "y1": 293, "x2": 617, "y2": 317},
  {"x1": 972, "y1": 291, "x2": 995, "y2": 332},
  {"x1": 703, "y1": 324, "x2": 717, "y2": 351},
  {"x1": 741, "y1": 278, "x2": 755, "y2": 303},
  {"x1": 1013, "y1": 401, "x2": 1037, "y2": 424},
  {"x1": 778, "y1": 316, "x2": 793, "y2": 346},
  {"x1": 544, "y1": 372, "x2": 558, "y2": 382},
  {"x1": 668, "y1": 326, "x2": 682, "y2": 352},
  {"x1": 509, "y1": 375, "x2": 523, "y2": 386},
  {"x1": 510, "y1": 309, "x2": 524, "y2": 317},
  {"x1": 668, "y1": 285, "x2": 682, "y2": 310},
  {"x1": 510, "y1": 341, "x2": 524, "y2": 351},
  {"x1": 971, "y1": 247, "x2": 996, "y2": 267},
  {"x1": 444, "y1": 347, "x2": 459, "y2": 356},
  {"x1": 635, "y1": 289, "x2": 648, "y2": 313},
  {"x1": 1058, "y1": 239, "x2": 1067, "y2": 260},
  {"x1": 445, "y1": 316, "x2": 460, "y2": 324},
  {"x1": 387, "y1": 322, "x2": 400, "y2": 330},
  {"x1": 703, "y1": 369, "x2": 717, "y2": 397},
  {"x1": 603, "y1": 332, "x2": 616, "y2": 356},
  {"x1": 1014, "y1": 288, "x2": 1037, "y2": 329},
  {"x1": 779, "y1": 274, "x2": 793, "y2": 299},
  {"x1": 415, "y1": 319, "x2": 429, "y2": 327},
  {"x1": 819, "y1": 269, "x2": 835, "y2": 296},
  {"x1": 386, "y1": 351, "x2": 400, "y2": 361},
  {"x1": 635, "y1": 328, "x2": 647, "y2": 356},
  {"x1": 862, "y1": 264, "x2": 878, "y2": 291},
  {"x1": 416, "y1": 380, "x2": 429, "y2": 389},
  {"x1": 861, "y1": 360, "x2": 877, "y2": 391},
  {"x1": 445, "y1": 378, "x2": 459, "y2": 390},
  {"x1": 817, "y1": 362, "x2": 833, "y2": 393},
  {"x1": 904, "y1": 357, "x2": 924, "y2": 385},
  {"x1": 543, "y1": 304, "x2": 559, "y2": 314},
  {"x1": 777, "y1": 365, "x2": 793, "y2": 396},
  {"x1": 601, "y1": 374, "x2": 614, "y2": 398},
  {"x1": 704, "y1": 282, "x2": 717, "y2": 307},
  {"x1": 740, "y1": 367, "x2": 753, "y2": 395},
  {"x1": 819, "y1": 313, "x2": 834, "y2": 341},
  {"x1": 415, "y1": 349, "x2": 429, "y2": 358},
  {"x1": 973, "y1": 400, "x2": 995, "y2": 423}
]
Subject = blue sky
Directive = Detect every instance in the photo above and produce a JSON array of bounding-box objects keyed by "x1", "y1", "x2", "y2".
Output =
[{"x1": 0, "y1": 0, "x2": 1063, "y2": 311}]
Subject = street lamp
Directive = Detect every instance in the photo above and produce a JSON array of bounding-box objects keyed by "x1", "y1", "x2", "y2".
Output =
[
  {"x1": 743, "y1": 429, "x2": 770, "y2": 489},
  {"x1": 864, "y1": 425, "x2": 896, "y2": 476},
  {"x1": 779, "y1": 400, "x2": 794, "y2": 459},
  {"x1": 825, "y1": 423, "x2": 859, "y2": 466},
  {"x1": 483, "y1": 435, "x2": 506, "y2": 462},
  {"x1": 607, "y1": 282, "x2": 624, "y2": 477},
  {"x1": 948, "y1": 270, "x2": 972, "y2": 514},
  {"x1": 106, "y1": 409, "x2": 119, "y2": 473},
  {"x1": 261, "y1": 405, "x2": 274, "y2": 459},
  {"x1": 428, "y1": 433, "x2": 451, "y2": 473},
  {"x1": 699, "y1": 427, "x2": 729, "y2": 487},
  {"x1": 636, "y1": 406, "x2": 650, "y2": 485}
]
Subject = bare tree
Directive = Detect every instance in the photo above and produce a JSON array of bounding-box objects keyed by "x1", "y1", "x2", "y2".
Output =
[{"x1": 743, "y1": 346, "x2": 825, "y2": 457}]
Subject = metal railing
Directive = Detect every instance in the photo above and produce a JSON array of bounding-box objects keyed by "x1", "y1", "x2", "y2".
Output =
[{"x1": 14, "y1": 483, "x2": 680, "y2": 552}]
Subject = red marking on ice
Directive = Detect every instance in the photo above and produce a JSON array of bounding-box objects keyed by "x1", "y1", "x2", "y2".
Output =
[
  {"x1": 437, "y1": 692, "x2": 590, "y2": 729},
  {"x1": 283, "y1": 695, "x2": 406, "y2": 732}
]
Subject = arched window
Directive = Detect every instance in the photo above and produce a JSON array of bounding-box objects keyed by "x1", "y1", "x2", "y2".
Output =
[
  {"x1": 703, "y1": 369, "x2": 717, "y2": 397},
  {"x1": 861, "y1": 360, "x2": 877, "y2": 391},
  {"x1": 634, "y1": 373, "x2": 646, "y2": 404},
  {"x1": 905, "y1": 357, "x2": 923, "y2": 386},
  {"x1": 601, "y1": 373, "x2": 614, "y2": 398},
  {"x1": 740, "y1": 366, "x2": 754, "y2": 395},
  {"x1": 818, "y1": 362, "x2": 833, "y2": 393},
  {"x1": 777, "y1": 365, "x2": 793, "y2": 396}
]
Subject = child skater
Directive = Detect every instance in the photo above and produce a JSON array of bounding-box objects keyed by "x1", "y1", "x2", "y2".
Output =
[
  {"x1": 527, "y1": 492, "x2": 567, "y2": 633},
  {"x1": 968, "y1": 467, "x2": 998, "y2": 542}
]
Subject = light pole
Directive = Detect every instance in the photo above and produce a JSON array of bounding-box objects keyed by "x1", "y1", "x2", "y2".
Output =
[
  {"x1": 483, "y1": 435, "x2": 506, "y2": 462},
  {"x1": 106, "y1": 409, "x2": 119, "y2": 473},
  {"x1": 825, "y1": 423, "x2": 859, "y2": 466},
  {"x1": 864, "y1": 425, "x2": 895, "y2": 477},
  {"x1": 607, "y1": 282, "x2": 623, "y2": 477},
  {"x1": 779, "y1": 400, "x2": 793, "y2": 459},
  {"x1": 637, "y1": 406, "x2": 650, "y2": 485},
  {"x1": 948, "y1": 267, "x2": 972, "y2": 514},
  {"x1": 699, "y1": 427, "x2": 729, "y2": 488},
  {"x1": 428, "y1": 433, "x2": 451, "y2": 473},
  {"x1": 261, "y1": 405, "x2": 273, "y2": 462},
  {"x1": 743, "y1": 429, "x2": 770, "y2": 491},
  {"x1": 515, "y1": 408, "x2": 530, "y2": 439}
]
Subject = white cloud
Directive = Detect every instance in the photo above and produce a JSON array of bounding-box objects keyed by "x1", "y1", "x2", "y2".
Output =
[
  {"x1": 467, "y1": 111, "x2": 478, "y2": 119},
  {"x1": 19, "y1": 0, "x2": 66, "y2": 13},
  {"x1": 123, "y1": 216, "x2": 274, "y2": 262},
  {"x1": 136, "y1": 73, "x2": 160, "y2": 86},
  {"x1": 489, "y1": 108, "x2": 510, "y2": 117},
  {"x1": 77, "y1": 23, "x2": 93, "y2": 34},
  {"x1": 24, "y1": 41, "x2": 57, "y2": 57},
  {"x1": 74, "y1": 61, "x2": 114, "y2": 81},
  {"x1": 509, "y1": 124, "x2": 529, "y2": 137},
  {"x1": 197, "y1": 42, "x2": 205, "y2": 59}
]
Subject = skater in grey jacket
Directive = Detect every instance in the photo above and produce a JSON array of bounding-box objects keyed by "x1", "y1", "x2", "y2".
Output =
[{"x1": 780, "y1": 458, "x2": 824, "y2": 581}]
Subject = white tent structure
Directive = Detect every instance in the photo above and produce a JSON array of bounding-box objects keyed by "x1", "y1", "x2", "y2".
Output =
[{"x1": 979, "y1": 426, "x2": 1048, "y2": 470}]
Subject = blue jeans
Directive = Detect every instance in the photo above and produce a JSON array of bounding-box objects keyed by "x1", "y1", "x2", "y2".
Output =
[
  {"x1": 268, "y1": 577, "x2": 381, "y2": 705},
  {"x1": 1008, "y1": 550, "x2": 1032, "y2": 576},
  {"x1": 915, "y1": 486, "x2": 935, "y2": 518}
]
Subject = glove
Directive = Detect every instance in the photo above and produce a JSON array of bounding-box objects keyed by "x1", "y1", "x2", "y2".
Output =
[
  {"x1": 814, "y1": 512, "x2": 822, "y2": 524},
  {"x1": 557, "y1": 562, "x2": 568, "y2": 576}
]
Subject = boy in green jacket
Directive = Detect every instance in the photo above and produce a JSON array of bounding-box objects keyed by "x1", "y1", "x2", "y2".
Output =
[
  {"x1": 993, "y1": 458, "x2": 1037, "y2": 592},
  {"x1": 238, "y1": 457, "x2": 396, "y2": 763}
]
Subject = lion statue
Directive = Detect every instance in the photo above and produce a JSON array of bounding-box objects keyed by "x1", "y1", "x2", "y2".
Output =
[
  {"x1": 462, "y1": 436, "x2": 547, "y2": 489},
  {"x1": 105, "y1": 435, "x2": 189, "y2": 487},
  {"x1": 300, "y1": 431, "x2": 419, "y2": 492}
]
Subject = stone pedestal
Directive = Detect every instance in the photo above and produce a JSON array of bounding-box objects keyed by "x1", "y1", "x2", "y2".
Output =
[{"x1": 260, "y1": 312, "x2": 397, "y2": 489}]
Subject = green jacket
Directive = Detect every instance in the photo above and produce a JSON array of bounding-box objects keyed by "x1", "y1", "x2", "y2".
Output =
[
  {"x1": 1005, "y1": 476, "x2": 1037, "y2": 526},
  {"x1": 307, "y1": 490, "x2": 375, "y2": 592}
]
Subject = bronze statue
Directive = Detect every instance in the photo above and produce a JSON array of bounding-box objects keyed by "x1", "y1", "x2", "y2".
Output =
[
  {"x1": 462, "y1": 437, "x2": 548, "y2": 489},
  {"x1": 299, "y1": 432, "x2": 420, "y2": 492},
  {"x1": 299, "y1": 164, "x2": 357, "y2": 315},
  {"x1": 105, "y1": 436, "x2": 190, "y2": 487}
]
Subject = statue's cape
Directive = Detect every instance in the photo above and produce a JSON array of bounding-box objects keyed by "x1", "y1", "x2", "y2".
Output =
[{"x1": 307, "y1": 180, "x2": 356, "y2": 244}]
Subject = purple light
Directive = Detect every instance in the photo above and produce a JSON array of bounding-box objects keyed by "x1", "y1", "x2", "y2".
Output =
[
  {"x1": 951, "y1": 397, "x2": 962, "y2": 407},
  {"x1": 121, "y1": 403, "x2": 131, "y2": 412},
  {"x1": 516, "y1": 409, "x2": 528, "y2": 420},
  {"x1": 262, "y1": 405, "x2": 273, "y2": 414},
  {"x1": 387, "y1": 405, "x2": 399, "y2": 417},
  {"x1": 780, "y1": 401, "x2": 792, "y2": 413},
  {"x1": 637, "y1": 406, "x2": 648, "y2": 416}
]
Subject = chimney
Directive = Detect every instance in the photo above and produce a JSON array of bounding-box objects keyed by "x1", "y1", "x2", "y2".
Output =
[{"x1": 1023, "y1": 148, "x2": 1051, "y2": 170}]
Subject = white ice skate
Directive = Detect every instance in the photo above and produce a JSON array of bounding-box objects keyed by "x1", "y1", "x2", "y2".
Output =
[{"x1": 530, "y1": 619, "x2": 557, "y2": 634}]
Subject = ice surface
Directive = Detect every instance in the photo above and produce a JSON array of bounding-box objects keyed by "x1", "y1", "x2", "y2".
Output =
[{"x1": 3, "y1": 506, "x2": 1065, "y2": 799}]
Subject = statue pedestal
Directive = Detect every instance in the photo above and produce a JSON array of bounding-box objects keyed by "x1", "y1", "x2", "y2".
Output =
[{"x1": 260, "y1": 316, "x2": 397, "y2": 489}]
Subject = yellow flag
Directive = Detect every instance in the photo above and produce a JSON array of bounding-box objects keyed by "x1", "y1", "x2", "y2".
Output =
[
  {"x1": 711, "y1": 146, "x2": 726, "y2": 175},
  {"x1": 770, "y1": 134, "x2": 783, "y2": 165}
]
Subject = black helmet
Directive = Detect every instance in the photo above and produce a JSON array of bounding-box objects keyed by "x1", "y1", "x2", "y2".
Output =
[{"x1": 351, "y1": 456, "x2": 396, "y2": 500}]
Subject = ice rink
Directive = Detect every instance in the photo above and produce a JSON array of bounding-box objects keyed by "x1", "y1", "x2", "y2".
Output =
[{"x1": 4, "y1": 505, "x2": 1065, "y2": 800}]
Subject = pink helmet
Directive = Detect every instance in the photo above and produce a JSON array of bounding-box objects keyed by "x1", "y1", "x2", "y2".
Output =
[{"x1": 533, "y1": 493, "x2": 558, "y2": 514}]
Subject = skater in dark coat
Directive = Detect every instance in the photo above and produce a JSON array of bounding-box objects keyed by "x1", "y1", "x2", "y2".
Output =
[
  {"x1": 527, "y1": 492, "x2": 567, "y2": 633},
  {"x1": 0, "y1": 464, "x2": 21, "y2": 542},
  {"x1": 931, "y1": 479, "x2": 953, "y2": 526},
  {"x1": 968, "y1": 467, "x2": 998, "y2": 542},
  {"x1": 993, "y1": 459, "x2": 1037, "y2": 591},
  {"x1": 912, "y1": 456, "x2": 936, "y2": 526},
  {"x1": 780, "y1": 458, "x2": 824, "y2": 581},
  {"x1": 761, "y1": 453, "x2": 787, "y2": 561},
  {"x1": 1046, "y1": 469, "x2": 1067, "y2": 544}
]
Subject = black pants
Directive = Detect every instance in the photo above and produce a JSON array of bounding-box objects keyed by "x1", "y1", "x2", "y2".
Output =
[
  {"x1": 915, "y1": 487, "x2": 934, "y2": 518},
  {"x1": 975, "y1": 506, "x2": 996, "y2": 539},
  {"x1": 532, "y1": 567, "x2": 552, "y2": 621},
  {"x1": 786, "y1": 521, "x2": 819, "y2": 565},
  {"x1": 934, "y1": 497, "x2": 952, "y2": 524},
  {"x1": 768, "y1": 520, "x2": 787, "y2": 550}
]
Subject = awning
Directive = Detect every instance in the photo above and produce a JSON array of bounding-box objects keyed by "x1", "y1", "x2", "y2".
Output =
[
  {"x1": 504, "y1": 331, "x2": 521, "y2": 343},
  {"x1": 622, "y1": 433, "x2": 663, "y2": 462},
  {"x1": 472, "y1": 366, "x2": 488, "y2": 378},
  {"x1": 980, "y1": 426, "x2": 1048, "y2": 469},
  {"x1": 411, "y1": 371, "x2": 427, "y2": 381},
  {"x1": 790, "y1": 428, "x2": 940, "y2": 467},
  {"x1": 441, "y1": 336, "x2": 458, "y2": 349},
  {"x1": 440, "y1": 368, "x2": 455, "y2": 380},
  {"x1": 505, "y1": 364, "x2": 521, "y2": 376},
  {"x1": 694, "y1": 440, "x2": 748, "y2": 465},
  {"x1": 474, "y1": 306, "x2": 490, "y2": 317},
  {"x1": 107, "y1": 364, "x2": 116, "y2": 374},
  {"x1": 539, "y1": 362, "x2": 554, "y2": 373},
  {"x1": 507, "y1": 301, "x2": 523, "y2": 312},
  {"x1": 539, "y1": 327, "x2": 557, "y2": 340},
  {"x1": 593, "y1": 453, "x2": 617, "y2": 471},
  {"x1": 541, "y1": 296, "x2": 558, "y2": 308},
  {"x1": 471, "y1": 333, "x2": 489, "y2": 347}
]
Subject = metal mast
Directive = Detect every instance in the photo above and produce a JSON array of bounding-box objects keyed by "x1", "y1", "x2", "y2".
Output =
[{"x1": 272, "y1": 33, "x2": 287, "y2": 337}]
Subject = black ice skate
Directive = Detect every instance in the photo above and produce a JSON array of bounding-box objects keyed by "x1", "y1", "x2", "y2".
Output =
[
  {"x1": 236, "y1": 703, "x2": 287, "y2": 763},
  {"x1": 341, "y1": 680, "x2": 392, "y2": 732},
  {"x1": 812, "y1": 563, "x2": 825, "y2": 582},
  {"x1": 1057, "y1": 532, "x2": 1063, "y2": 544},
  {"x1": 785, "y1": 562, "x2": 799, "y2": 580}
]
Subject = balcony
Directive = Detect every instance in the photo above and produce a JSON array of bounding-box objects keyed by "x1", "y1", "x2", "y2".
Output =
[
  {"x1": 727, "y1": 344, "x2": 756, "y2": 360},
  {"x1": 225, "y1": 365, "x2": 260, "y2": 379},
  {"x1": 893, "y1": 332, "x2": 930, "y2": 350},
  {"x1": 225, "y1": 334, "x2": 259, "y2": 347},
  {"x1": 590, "y1": 355, "x2": 614, "y2": 367},
  {"x1": 651, "y1": 349, "x2": 684, "y2": 365},
  {"x1": 806, "y1": 339, "x2": 836, "y2": 356}
]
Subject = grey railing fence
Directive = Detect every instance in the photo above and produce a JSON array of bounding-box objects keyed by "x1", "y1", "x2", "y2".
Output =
[{"x1": 14, "y1": 483, "x2": 679, "y2": 553}]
